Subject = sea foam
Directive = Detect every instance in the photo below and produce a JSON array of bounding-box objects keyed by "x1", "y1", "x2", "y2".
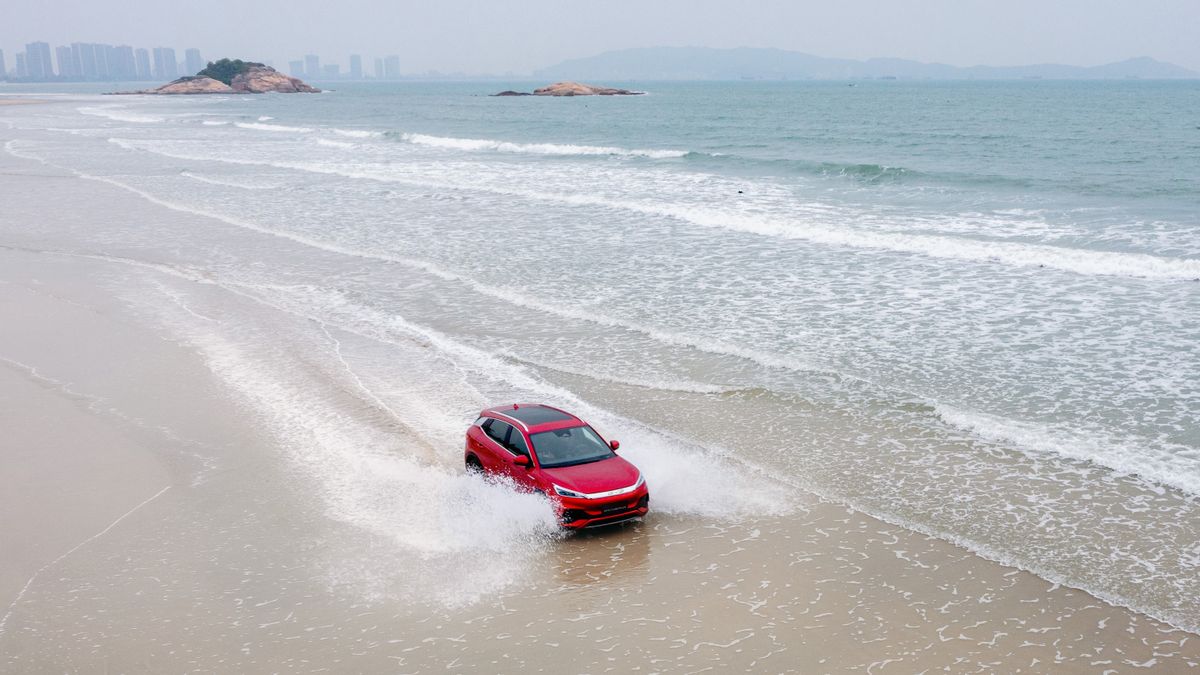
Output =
[
  {"x1": 77, "y1": 106, "x2": 164, "y2": 124},
  {"x1": 105, "y1": 137, "x2": 1199, "y2": 281},
  {"x1": 234, "y1": 122, "x2": 314, "y2": 133},
  {"x1": 935, "y1": 405, "x2": 1200, "y2": 496},
  {"x1": 395, "y1": 132, "x2": 689, "y2": 159}
]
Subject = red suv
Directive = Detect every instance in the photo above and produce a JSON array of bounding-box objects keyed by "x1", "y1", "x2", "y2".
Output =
[{"x1": 465, "y1": 404, "x2": 650, "y2": 529}]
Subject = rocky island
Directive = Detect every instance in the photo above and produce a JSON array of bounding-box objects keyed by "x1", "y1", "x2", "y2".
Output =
[
  {"x1": 492, "y1": 81, "x2": 643, "y2": 97},
  {"x1": 113, "y1": 59, "x2": 320, "y2": 95}
]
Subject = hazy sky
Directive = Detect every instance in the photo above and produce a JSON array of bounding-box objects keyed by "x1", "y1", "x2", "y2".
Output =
[{"x1": 3, "y1": 0, "x2": 1198, "y2": 74}]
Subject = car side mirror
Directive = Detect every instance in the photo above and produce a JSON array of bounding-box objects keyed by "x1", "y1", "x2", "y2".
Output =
[
  {"x1": 609, "y1": 440, "x2": 620, "y2": 451},
  {"x1": 513, "y1": 454, "x2": 531, "y2": 468}
]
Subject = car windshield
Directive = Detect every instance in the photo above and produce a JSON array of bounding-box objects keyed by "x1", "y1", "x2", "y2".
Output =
[{"x1": 530, "y1": 425, "x2": 614, "y2": 468}]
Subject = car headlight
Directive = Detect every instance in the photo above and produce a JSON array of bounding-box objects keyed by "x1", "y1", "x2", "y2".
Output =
[
  {"x1": 633, "y1": 473, "x2": 645, "y2": 489},
  {"x1": 553, "y1": 484, "x2": 586, "y2": 499}
]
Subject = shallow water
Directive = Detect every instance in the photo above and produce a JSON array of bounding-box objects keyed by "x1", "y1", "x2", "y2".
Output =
[{"x1": 2, "y1": 80, "x2": 1199, "y2": 638}]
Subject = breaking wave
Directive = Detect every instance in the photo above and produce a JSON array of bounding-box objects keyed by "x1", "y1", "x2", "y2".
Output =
[
  {"x1": 235, "y1": 122, "x2": 314, "y2": 133},
  {"x1": 332, "y1": 128, "x2": 381, "y2": 139},
  {"x1": 389, "y1": 131, "x2": 689, "y2": 159}
]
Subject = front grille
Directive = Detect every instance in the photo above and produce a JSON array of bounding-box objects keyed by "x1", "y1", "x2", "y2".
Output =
[{"x1": 601, "y1": 502, "x2": 633, "y2": 515}]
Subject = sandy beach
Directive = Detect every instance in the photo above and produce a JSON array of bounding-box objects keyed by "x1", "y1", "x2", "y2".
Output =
[{"x1": 3, "y1": 99, "x2": 1199, "y2": 672}]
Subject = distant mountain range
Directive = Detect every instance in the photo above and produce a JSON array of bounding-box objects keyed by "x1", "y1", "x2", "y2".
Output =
[{"x1": 535, "y1": 47, "x2": 1199, "y2": 81}]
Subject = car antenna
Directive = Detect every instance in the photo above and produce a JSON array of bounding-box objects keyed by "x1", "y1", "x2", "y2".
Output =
[{"x1": 513, "y1": 403, "x2": 519, "y2": 409}]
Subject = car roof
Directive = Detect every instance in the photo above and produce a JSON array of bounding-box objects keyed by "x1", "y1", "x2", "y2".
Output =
[{"x1": 482, "y1": 404, "x2": 583, "y2": 433}]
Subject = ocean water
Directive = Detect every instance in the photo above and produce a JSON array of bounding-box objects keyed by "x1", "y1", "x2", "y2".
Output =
[{"x1": 3, "y1": 80, "x2": 1200, "y2": 628}]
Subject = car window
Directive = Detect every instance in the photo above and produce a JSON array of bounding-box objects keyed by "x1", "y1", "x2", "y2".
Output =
[
  {"x1": 530, "y1": 425, "x2": 614, "y2": 468},
  {"x1": 484, "y1": 419, "x2": 511, "y2": 446},
  {"x1": 507, "y1": 429, "x2": 530, "y2": 457}
]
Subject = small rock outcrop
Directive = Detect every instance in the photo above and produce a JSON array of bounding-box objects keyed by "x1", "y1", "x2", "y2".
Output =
[
  {"x1": 534, "y1": 81, "x2": 642, "y2": 96},
  {"x1": 491, "y1": 81, "x2": 643, "y2": 97},
  {"x1": 110, "y1": 59, "x2": 319, "y2": 95},
  {"x1": 230, "y1": 65, "x2": 320, "y2": 93},
  {"x1": 134, "y1": 76, "x2": 236, "y2": 95}
]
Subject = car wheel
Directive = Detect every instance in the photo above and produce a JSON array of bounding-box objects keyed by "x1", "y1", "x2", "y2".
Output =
[{"x1": 465, "y1": 456, "x2": 484, "y2": 474}]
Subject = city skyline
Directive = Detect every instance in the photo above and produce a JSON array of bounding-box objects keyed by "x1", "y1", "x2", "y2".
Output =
[
  {"x1": 0, "y1": 39, "x2": 408, "y2": 82},
  {"x1": 1, "y1": 1, "x2": 1198, "y2": 75}
]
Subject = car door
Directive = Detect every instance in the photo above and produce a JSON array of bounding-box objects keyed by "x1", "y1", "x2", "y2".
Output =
[
  {"x1": 479, "y1": 418, "x2": 513, "y2": 472},
  {"x1": 466, "y1": 417, "x2": 495, "y2": 468},
  {"x1": 504, "y1": 426, "x2": 538, "y2": 489}
]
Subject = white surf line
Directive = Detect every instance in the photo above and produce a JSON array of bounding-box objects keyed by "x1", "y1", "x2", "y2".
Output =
[
  {"x1": 0, "y1": 170, "x2": 79, "y2": 179},
  {"x1": 0, "y1": 243, "x2": 214, "y2": 285},
  {"x1": 105, "y1": 137, "x2": 1200, "y2": 281},
  {"x1": 3, "y1": 139, "x2": 56, "y2": 166},
  {"x1": 0, "y1": 483, "x2": 172, "y2": 636},
  {"x1": 34, "y1": 158, "x2": 844, "y2": 384},
  {"x1": 149, "y1": 278, "x2": 219, "y2": 323},
  {"x1": 317, "y1": 320, "x2": 422, "y2": 425}
]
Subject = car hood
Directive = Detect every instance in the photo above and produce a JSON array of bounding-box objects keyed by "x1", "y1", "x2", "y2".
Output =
[{"x1": 541, "y1": 455, "x2": 641, "y2": 494}]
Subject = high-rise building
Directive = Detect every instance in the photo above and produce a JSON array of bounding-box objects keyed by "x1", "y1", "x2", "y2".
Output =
[
  {"x1": 15, "y1": 52, "x2": 28, "y2": 79},
  {"x1": 95, "y1": 44, "x2": 114, "y2": 78},
  {"x1": 78, "y1": 43, "x2": 111, "y2": 79},
  {"x1": 348, "y1": 54, "x2": 362, "y2": 79},
  {"x1": 322, "y1": 64, "x2": 340, "y2": 78},
  {"x1": 152, "y1": 47, "x2": 178, "y2": 80},
  {"x1": 374, "y1": 58, "x2": 384, "y2": 79},
  {"x1": 55, "y1": 45, "x2": 77, "y2": 78},
  {"x1": 25, "y1": 42, "x2": 53, "y2": 80},
  {"x1": 135, "y1": 48, "x2": 152, "y2": 80},
  {"x1": 384, "y1": 55, "x2": 400, "y2": 79},
  {"x1": 96, "y1": 44, "x2": 111, "y2": 78},
  {"x1": 110, "y1": 45, "x2": 137, "y2": 80},
  {"x1": 184, "y1": 48, "x2": 203, "y2": 75},
  {"x1": 304, "y1": 54, "x2": 320, "y2": 80},
  {"x1": 71, "y1": 43, "x2": 94, "y2": 79},
  {"x1": 0, "y1": 50, "x2": 7, "y2": 80},
  {"x1": 288, "y1": 60, "x2": 304, "y2": 78}
]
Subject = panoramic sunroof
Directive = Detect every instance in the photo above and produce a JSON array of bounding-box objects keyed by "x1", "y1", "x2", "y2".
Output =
[{"x1": 503, "y1": 405, "x2": 575, "y2": 425}]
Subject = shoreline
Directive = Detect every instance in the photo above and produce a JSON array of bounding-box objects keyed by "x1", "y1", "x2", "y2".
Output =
[{"x1": 2, "y1": 101, "x2": 1198, "y2": 671}]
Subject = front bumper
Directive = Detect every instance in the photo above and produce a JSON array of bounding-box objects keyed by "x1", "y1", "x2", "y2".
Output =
[{"x1": 558, "y1": 488, "x2": 650, "y2": 529}]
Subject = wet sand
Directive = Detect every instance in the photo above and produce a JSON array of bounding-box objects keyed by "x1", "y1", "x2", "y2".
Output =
[{"x1": 1, "y1": 135, "x2": 1199, "y2": 672}]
